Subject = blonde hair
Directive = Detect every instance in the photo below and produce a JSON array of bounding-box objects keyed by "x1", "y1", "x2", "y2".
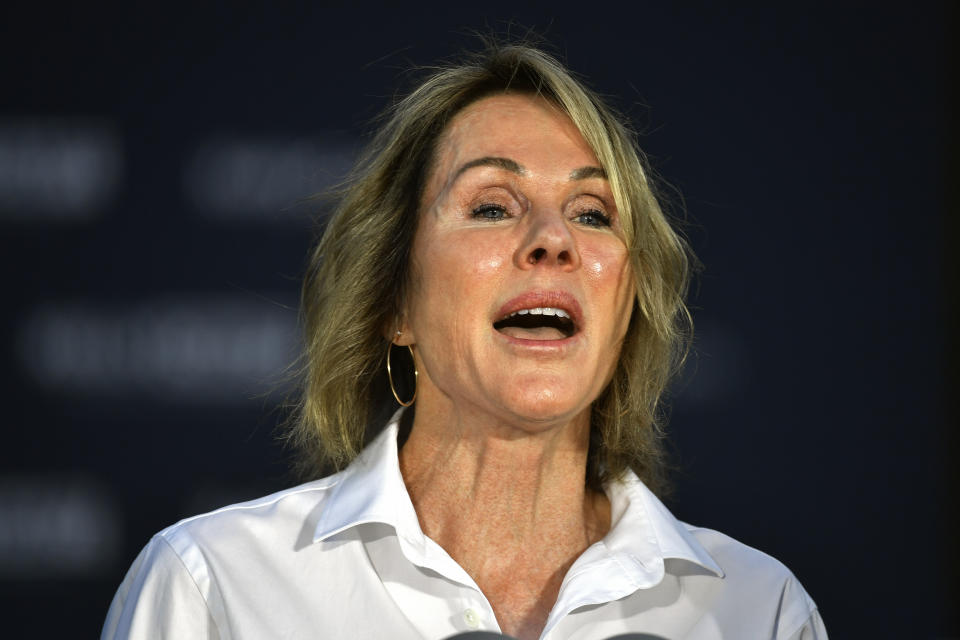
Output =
[{"x1": 289, "y1": 42, "x2": 692, "y2": 495}]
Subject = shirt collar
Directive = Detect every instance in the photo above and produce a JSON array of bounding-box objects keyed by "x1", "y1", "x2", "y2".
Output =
[
  {"x1": 605, "y1": 470, "x2": 724, "y2": 578},
  {"x1": 313, "y1": 408, "x2": 723, "y2": 581},
  {"x1": 313, "y1": 408, "x2": 422, "y2": 545}
]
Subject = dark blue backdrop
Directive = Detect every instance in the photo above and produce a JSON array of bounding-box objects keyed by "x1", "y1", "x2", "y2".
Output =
[{"x1": 0, "y1": 2, "x2": 954, "y2": 637}]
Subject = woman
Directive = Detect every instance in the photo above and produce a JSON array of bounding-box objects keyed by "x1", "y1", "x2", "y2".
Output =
[{"x1": 102, "y1": 44, "x2": 826, "y2": 639}]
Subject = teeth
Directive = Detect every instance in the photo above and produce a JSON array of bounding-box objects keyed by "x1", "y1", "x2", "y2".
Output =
[{"x1": 507, "y1": 307, "x2": 570, "y2": 319}]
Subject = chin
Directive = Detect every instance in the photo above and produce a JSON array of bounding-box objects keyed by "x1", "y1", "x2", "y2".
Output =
[{"x1": 497, "y1": 382, "x2": 591, "y2": 428}]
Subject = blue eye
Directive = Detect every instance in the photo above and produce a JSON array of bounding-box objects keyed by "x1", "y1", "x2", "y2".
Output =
[
  {"x1": 575, "y1": 210, "x2": 611, "y2": 227},
  {"x1": 472, "y1": 204, "x2": 508, "y2": 220}
]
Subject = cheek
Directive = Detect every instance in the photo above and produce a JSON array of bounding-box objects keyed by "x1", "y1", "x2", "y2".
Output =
[
  {"x1": 432, "y1": 232, "x2": 507, "y2": 280},
  {"x1": 411, "y1": 234, "x2": 507, "y2": 325},
  {"x1": 583, "y1": 244, "x2": 636, "y2": 330},
  {"x1": 475, "y1": 252, "x2": 505, "y2": 275},
  {"x1": 583, "y1": 244, "x2": 632, "y2": 292}
]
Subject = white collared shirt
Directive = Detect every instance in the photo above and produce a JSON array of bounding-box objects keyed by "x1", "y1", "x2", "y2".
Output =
[{"x1": 102, "y1": 412, "x2": 826, "y2": 639}]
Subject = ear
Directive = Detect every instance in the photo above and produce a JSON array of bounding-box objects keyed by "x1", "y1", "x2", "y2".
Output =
[
  {"x1": 381, "y1": 315, "x2": 415, "y2": 346},
  {"x1": 393, "y1": 323, "x2": 415, "y2": 346}
]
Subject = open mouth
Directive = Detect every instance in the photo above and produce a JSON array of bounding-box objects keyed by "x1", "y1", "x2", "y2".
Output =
[{"x1": 493, "y1": 307, "x2": 577, "y2": 340}]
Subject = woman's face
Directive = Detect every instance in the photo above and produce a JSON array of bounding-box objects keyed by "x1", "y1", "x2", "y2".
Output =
[{"x1": 400, "y1": 94, "x2": 635, "y2": 431}]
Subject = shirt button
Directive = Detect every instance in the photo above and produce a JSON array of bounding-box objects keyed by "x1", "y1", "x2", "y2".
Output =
[{"x1": 463, "y1": 608, "x2": 480, "y2": 629}]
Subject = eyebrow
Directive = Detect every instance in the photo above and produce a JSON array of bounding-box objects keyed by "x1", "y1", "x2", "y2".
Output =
[
  {"x1": 453, "y1": 156, "x2": 526, "y2": 181},
  {"x1": 569, "y1": 166, "x2": 607, "y2": 180},
  {"x1": 452, "y1": 156, "x2": 608, "y2": 184}
]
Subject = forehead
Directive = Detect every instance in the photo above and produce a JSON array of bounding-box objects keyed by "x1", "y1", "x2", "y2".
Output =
[{"x1": 429, "y1": 94, "x2": 600, "y2": 180}]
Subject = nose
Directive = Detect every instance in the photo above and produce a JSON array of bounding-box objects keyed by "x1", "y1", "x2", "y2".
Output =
[{"x1": 513, "y1": 208, "x2": 582, "y2": 271}]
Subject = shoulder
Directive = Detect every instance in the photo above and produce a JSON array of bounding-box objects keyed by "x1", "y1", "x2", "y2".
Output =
[
  {"x1": 157, "y1": 475, "x2": 343, "y2": 558},
  {"x1": 682, "y1": 524, "x2": 824, "y2": 639},
  {"x1": 102, "y1": 475, "x2": 349, "y2": 639},
  {"x1": 683, "y1": 524, "x2": 793, "y2": 580}
]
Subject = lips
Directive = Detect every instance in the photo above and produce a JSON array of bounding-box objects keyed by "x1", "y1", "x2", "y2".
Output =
[{"x1": 493, "y1": 291, "x2": 583, "y2": 341}]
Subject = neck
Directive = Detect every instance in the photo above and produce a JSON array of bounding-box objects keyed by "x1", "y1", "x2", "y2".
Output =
[
  {"x1": 398, "y1": 399, "x2": 610, "y2": 640},
  {"x1": 400, "y1": 405, "x2": 604, "y2": 541}
]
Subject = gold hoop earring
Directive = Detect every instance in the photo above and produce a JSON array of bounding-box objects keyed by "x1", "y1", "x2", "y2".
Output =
[{"x1": 386, "y1": 342, "x2": 418, "y2": 407}]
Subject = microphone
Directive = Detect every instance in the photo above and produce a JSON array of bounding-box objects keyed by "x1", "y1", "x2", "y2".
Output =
[{"x1": 444, "y1": 633, "x2": 667, "y2": 639}]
